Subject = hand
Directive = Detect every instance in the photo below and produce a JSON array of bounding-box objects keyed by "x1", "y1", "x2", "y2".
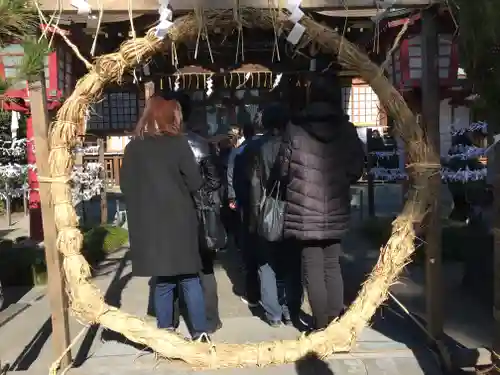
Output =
[{"x1": 228, "y1": 200, "x2": 237, "y2": 210}]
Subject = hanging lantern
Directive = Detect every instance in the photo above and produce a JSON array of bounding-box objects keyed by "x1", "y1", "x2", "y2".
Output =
[
  {"x1": 0, "y1": 26, "x2": 74, "y2": 242},
  {"x1": 386, "y1": 33, "x2": 459, "y2": 90},
  {"x1": 0, "y1": 27, "x2": 74, "y2": 112}
]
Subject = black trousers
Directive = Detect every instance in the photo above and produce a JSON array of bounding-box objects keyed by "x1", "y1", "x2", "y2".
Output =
[
  {"x1": 301, "y1": 240, "x2": 343, "y2": 330},
  {"x1": 240, "y1": 230, "x2": 261, "y2": 304},
  {"x1": 200, "y1": 249, "x2": 221, "y2": 329}
]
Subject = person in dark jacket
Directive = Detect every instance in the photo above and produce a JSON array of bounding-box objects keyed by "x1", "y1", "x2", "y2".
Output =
[
  {"x1": 231, "y1": 123, "x2": 263, "y2": 308},
  {"x1": 246, "y1": 104, "x2": 301, "y2": 326},
  {"x1": 162, "y1": 90, "x2": 224, "y2": 334},
  {"x1": 281, "y1": 75, "x2": 365, "y2": 330},
  {"x1": 186, "y1": 131, "x2": 223, "y2": 333},
  {"x1": 120, "y1": 96, "x2": 208, "y2": 340},
  {"x1": 227, "y1": 123, "x2": 256, "y2": 208},
  {"x1": 367, "y1": 129, "x2": 386, "y2": 152}
]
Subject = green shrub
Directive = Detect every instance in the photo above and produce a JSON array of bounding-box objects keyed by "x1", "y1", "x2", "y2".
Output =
[
  {"x1": 0, "y1": 226, "x2": 128, "y2": 286},
  {"x1": 31, "y1": 251, "x2": 47, "y2": 286},
  {"x1": 0, "y1": 226, "x2": 129, "y2": 286},
  {"x1": 0, "y1": 240, "x2": 46, "y2": 286},
  {"x1": 82, "y1": 225, "x2": 129, "y2": 265}
]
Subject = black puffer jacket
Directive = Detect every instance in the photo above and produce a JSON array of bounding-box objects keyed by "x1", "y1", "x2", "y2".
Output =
[
  {"x1": 282, "y1": 103, "x2": 365, "y2": 241},
  {"x1": 187, "y1": 131, "x2": 221, "y2": 210},
  {"x1": 246, "y1": 132, "x2": 282, "y2": 233}
]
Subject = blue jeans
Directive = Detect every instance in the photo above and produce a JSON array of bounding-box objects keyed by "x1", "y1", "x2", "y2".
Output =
[
  {"x1": 259, "y1": 262, "x2": 288, "y2": 322},
  {"x1": 257, "y1": 241, "x2": 303, "y2": 322},
  {"x1": 154, "y1": 275, "x2": 207, "y2": 338}
]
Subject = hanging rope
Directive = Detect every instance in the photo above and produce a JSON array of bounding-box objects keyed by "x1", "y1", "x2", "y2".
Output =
[
  {"x1": 90, "y1": 0, "x2": 104, "y2": 56},
  {"x1": 380, "y1": 18, "x2": 410, "y2": 73},
  {"x1": 234, "y1": 0, "x2": 244, "y2": 63},
  {"x1": 194, "y1": 4, "x2": 214, "y2": 63}
]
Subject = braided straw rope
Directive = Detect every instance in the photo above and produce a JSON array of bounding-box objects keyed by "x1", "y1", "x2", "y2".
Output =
[{"x1": 48, "y1": 8, "x2": 437, "y2": 369}]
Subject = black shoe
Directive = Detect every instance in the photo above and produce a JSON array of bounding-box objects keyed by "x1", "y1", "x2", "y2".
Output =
[
  {"x1": 283, "y1": 315, "x2": 293, "y2": 326},
  {"x1": 193, "y1": 333, "x2": 211, "y2": 343}
]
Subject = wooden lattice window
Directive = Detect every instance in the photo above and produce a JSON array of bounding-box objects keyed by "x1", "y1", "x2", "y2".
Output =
[
  {"x1": 57, "y1": 46, "x2": 73, "y2": 97},
  {"x1": 342, "y1": 81, "x2": 381, "y2": 126},
  {"x1": 87, "y1": 89, "x2": 144, "y2": 132}
]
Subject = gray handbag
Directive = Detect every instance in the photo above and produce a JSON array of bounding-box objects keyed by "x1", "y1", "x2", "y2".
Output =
[
  {"x1": 256, "y1": 137, "x2": 290, "y2": 242},
  {"x1": 257, "y1": 180, "x2": 285, "y2": 242}
]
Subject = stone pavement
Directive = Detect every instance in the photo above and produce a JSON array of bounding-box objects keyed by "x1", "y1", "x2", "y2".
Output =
[
  {"x1": 0, "y1": 184, "x2": 482, "y2": 374},
  {"x1": 0, "y1": 184, "x2": 492, "y2": 375},
  {"x1": 0, "y1": 184, "x2": 491, "y2": 375},
  {"x1": 0, "y1": 226, "x2": 444, "y2": 375},
  {"x1": 0, "y1": 212, "x2": 30, "y2": 241}
]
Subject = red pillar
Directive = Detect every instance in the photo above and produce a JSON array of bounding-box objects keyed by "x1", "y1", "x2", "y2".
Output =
[{"x1": 27, "y1": 116, "x2": 44, "y2": 241}]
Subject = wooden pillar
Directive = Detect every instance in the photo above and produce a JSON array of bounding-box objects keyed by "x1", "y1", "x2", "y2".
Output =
[
  {"x1": 27, "y1": 116, "x2": 44, "y2": 240},
  {"x1": 366, "y1": 128, "x2": 376, "y2": 217},
  {"x1": 490, "y1": 110, "x2": 500, "y2": 371},
  {"x1": 75, "y1": 137, "x2": 84, "y2": 167},
  {"x1": 29, "y1": 75, "x2": 71, "y2": 366},
  {"x1": 396, "y1": 134, "x2": 408, "y2": 205},
  {"x1": 5, "y1": 181, "x2": 11, "y2": 227},
  {"x1": 421, "y1": 6, "x2": 445, "y2": 349},
  {"x1": 98, "y1": 138, "x2": 108, "y2": 225}
]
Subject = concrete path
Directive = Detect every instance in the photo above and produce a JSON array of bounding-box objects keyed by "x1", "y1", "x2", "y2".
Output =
[
  {"x1": 0, "y1": 186, "x2": 485, "y2": 374},
  {"x1": 0, "y1": 227, "x2": 444, "y2": 375},
  {"x1": 0, "y1": 212, "x2": 29, "y2": 241},
  {"x1": 66, "y1": 239, "x2": 442, "y2": 375}
]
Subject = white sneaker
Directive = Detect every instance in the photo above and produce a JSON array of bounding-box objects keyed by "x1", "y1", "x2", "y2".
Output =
[{"x1": 240, "y1": 296, "x2": 259, "y2": 308}]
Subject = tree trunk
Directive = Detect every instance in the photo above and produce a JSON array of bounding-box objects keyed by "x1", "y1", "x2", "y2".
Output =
[{"x1": 490, "y1": 111, "x2": 500, "y2": 371}]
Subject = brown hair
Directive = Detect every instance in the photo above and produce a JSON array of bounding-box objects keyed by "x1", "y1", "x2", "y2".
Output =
[{"x1": 133, "y1": 96, "x2": 183, "y2": 137}]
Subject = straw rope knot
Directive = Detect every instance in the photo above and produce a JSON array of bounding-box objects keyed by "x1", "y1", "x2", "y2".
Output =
[
  {"x1": 54, "y1": 200, "x2": 73, "y2": 205},
  {"x1": 50, "y1": 145, "x2": 69, "y2": 150},
  {"x1": 406, "y1": 162, "x2": 440, "y2": 169},
  {"x1": 61, "y1": 248, "x2": 83, "y2": 257},
  {"x1": 38, "y1": 175, "x2": 71, "y2": 184}
]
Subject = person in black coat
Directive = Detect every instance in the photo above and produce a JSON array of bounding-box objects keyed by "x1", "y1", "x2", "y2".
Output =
[
  {"x1": 120, "y1": 96, "x2": 208, "y2": 340},
  {"x1": 162, "y1": 90, "x2": 224, "y2": 334},
  {"x1": 246, "y1": 104, "x2": 303, "y2": 326},
  {"x1": 281, "y1": 75, "x2": 365, "y2": 330},
  {"x1": 229, "y1": 123, "x2": 262, "y2": 308},
  {"x1": 186, "y1": 131, "x2": 223, "y2": 333}
]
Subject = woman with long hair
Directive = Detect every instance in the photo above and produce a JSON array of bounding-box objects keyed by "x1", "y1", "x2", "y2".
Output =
[
  {"x1": 120, "y1": 96, "x2": 208, "y2": 341},
  {"x1": 160, "y1": 90, "x2": 224, "y2": 333}
]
